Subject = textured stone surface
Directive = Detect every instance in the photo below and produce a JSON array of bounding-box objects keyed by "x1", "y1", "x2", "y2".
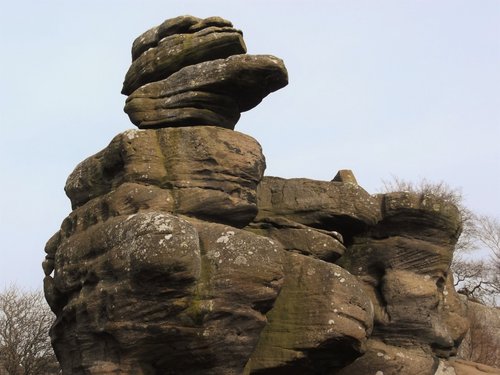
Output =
[
  {"x1": 246, "y1": 217, "x2": 345, "y2": 262},
  {"x1": 65, "y1": 127, "x2": 265, "y2": 227},
  {"x1": 123, "y1": 16, "x2": 246, "y2": 95},
  {"x1": 45, "y1": 208, "x2": 373, "y2": 374},
  {"x1": 47, "y1": 212, "x2": 203, "y2": 374},
  {"x1": 337, "y1": 191, "x2": 469, "y2": 375},
  {"x1": 124, "y1": 54, "x2": 288, "y2": 129},
  {"x1": 46, "y1": 157, "x2": 495, "y2": 374},
  {"x1": 336, "y1": 340, "x2": 439, "y2": 375},
  {"x1": 44, "y1": 13, "x2": 499, "y2": 375},
  {"x1": 377, "y1": 192, "x2": 463, "y2": 242},
  {"x1": 339, "y1": 192, "x2": 465, "y2": 341},
  {"x1": 46, "y1": 126, "x2": 375, "y2": 373},
  {"x1": 130, "y1": 16, "x2": 234, "y2": 61},
  {"x1": 45, "y1": 213, "x2": 286, "y2": 374},
  {"x1": 245, "y1": 175, "x2": 380, "y2": 264},
  {"x1": 255, "y1": 176, "x2": 381, "y2": 239},
  {"x1": 245, "y1": 253, "x2": 373, "y2": 374},
  {"x1": 121, "y1": 15, "x2": 288, "y2": 130},
  {"x1": 332, "y1": 169, "x2": 358, "y2": 184}
]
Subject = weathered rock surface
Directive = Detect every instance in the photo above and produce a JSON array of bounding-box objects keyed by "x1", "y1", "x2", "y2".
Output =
[
  {"x1": 246, "y1": 217, "x2": 346, "y2": 262},
  {"x1": 45, "y1": 201, "x2": 373, "y2": 374},
  {"x1": 336, "y1": 191, "x2": 470, "y2": 374},
  {"x1": 130, "y1": 16, "x2": 236, "y2": 62},
  {"x1": 65, "y1": 127, "x2": 265, "y2": 227},
  {"x1": 46, "y1": 213, "x2": 286, "y2": 374},
  {"x1": 255, "y1": 176, "x2": 381, "y2": 238},
  {"x1": 244, "y1": 253, "x2": 373, "y2": 374},
  {"x1": 46, "y1": 134, "x2": 374, "y2": 374},
  {"x1": 336, "y1": 340, "x2": 439, "y2": 375},
  {"x1": 121, "y1": 15, "x2": 288, "y2": 130},
  {"x1": 124, "y1": 54, "x2": 288, "y2": 129},
  {"x1": 122, "y1": 16, "x2": 246, "y2": 95},
  {"x1": 242, "y1": 174, "x2": 382, "y2": 264},
  {"x1": 45, "y1": 14, "x2": 499, "y2": 375},
  {"x1": 332, "y1": 169, "x2": 358, "y2": 184}
]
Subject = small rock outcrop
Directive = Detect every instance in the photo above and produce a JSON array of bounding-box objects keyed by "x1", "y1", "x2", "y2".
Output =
[{"x1": 44, "y1": 15, "x2": 499, "y2": 375}]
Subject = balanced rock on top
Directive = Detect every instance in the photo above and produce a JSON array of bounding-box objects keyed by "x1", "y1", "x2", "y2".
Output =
[
  {"x1": 122, "y1": 15, "x2": 246, "y2": 95},
  {"x1": 122, "y1": 15, "x2": 288, "y2": 130}
]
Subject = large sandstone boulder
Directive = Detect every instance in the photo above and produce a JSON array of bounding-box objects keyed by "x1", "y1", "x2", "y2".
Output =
[
  {"x1": 45, "y1": 212, "x2": 286, "y2": 374},
  {"x1": 337, "y1": 192, "x2": 469, "y2": 375},
  {"x1": 122, "y1": 16, "x2": 246, "y2": 95},
  {"x1": 124, "y1": 54, "x2": 288, "y2": 129},
  {"x1": 45, "y1": 139, "x2": 492, "y2": 375},
  {"x1": 45, "y1": 197, "x2": 373, "y2": 374},
  {"x1": 121, "y1": 15, "x2": 288, "y2": 130},
  {"x1": 244, "y1": 253, "x2": 373, "y2": 374},
  {"x1": 45, "y1": 134, "x2": 374, "y2": 373},
  {"x1": 64, "y1": 127, "x2": 265, "y2": 227},
  {"x1": 45, "y1": 209, "x2": 372, "y2": 374},
  {"x1": 44, "y1": 13, "x2": 499, "y2": 375}
]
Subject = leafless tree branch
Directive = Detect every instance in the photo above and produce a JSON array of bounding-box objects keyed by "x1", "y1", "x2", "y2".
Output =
[{"x1": 0, "y1": 285, "x2": 60, "y2": 375}]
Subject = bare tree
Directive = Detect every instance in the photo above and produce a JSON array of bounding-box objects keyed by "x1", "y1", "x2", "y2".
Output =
[
  {"x1": 463, "y1": 301, "x2": 500, "y2": 368},
  {"x1": 475, "y1": 215, "x2": 500, "y2": 269},
  {"x1": 452, "y1": 256, "x2": 497, "y2": 305},
  {"x1": 0, "y1": 286, "x2": 60, "y2": 375},
  {"x1": 475, "y1": 215, "x2": 500, "y2": 296}
]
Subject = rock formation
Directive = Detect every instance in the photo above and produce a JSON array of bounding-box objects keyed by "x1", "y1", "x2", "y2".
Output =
[
  {"x1": 122, "y1": 15, "x2": 287, "y2": 130},
  {"x1": 335, "y1": 192, "x2": 470, "y2": 375},
  {"x1": 44, "y1": 15, "x2": 500, "y2": 375}
]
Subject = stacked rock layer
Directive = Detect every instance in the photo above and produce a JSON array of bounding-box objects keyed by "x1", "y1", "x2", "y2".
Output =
[
  {"x1": 122, "y1": 15, "x2": 288, "y2": 130},
  {"x1": 44, "y1": 15, "x2": 500, "y2": 375}
]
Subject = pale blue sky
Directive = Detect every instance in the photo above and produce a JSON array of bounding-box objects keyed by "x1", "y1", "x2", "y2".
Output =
[{"x1": 1, "y1": 1, "x2": 499, "y2": 289}]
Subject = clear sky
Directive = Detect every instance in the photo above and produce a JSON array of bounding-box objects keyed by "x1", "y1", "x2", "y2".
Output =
[{"x1": 1, "y1": 1, "x2": 499, "y2": 289}]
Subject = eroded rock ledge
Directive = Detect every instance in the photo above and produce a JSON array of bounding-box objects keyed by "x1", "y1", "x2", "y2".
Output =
[{"x1": 44, "y1": 15, "x2": 500, "y2": 375}]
